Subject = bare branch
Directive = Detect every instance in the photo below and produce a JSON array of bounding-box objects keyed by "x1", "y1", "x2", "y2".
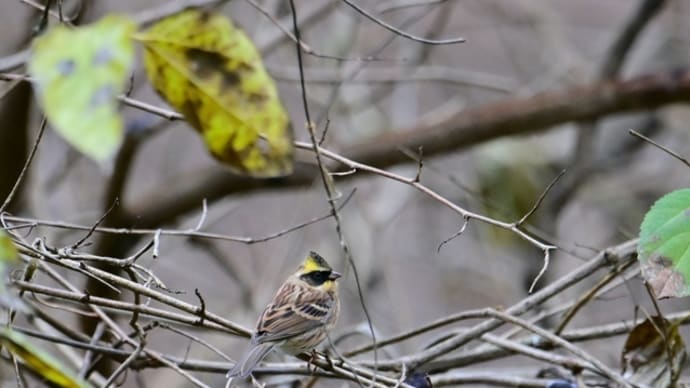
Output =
[
  {"x1": 528, "y1": 248, "x2": 554, "y2": 293},
  {"x1": 357, "y1": 239, "x2": 637, "y2": 371},
  {"x1": 340, "y1": 0, "x2": 465, "y2": 45},
  {"x1": 288, "y1": 2, "x2": 380, "y2": 381},
  {"x1": 629, "y1": 128, "x2": 690, "y2": 168},
  {"x1": 515, "y1": 169, "x2": 566, "y2": 228},
  {"x1": 0, "y1": 117, "x2": 46, "y2": 214},
  {"x1": 436, "y1": 216, "x2": 469, "y2": 253},
  {"x1": 2, "y1": 192, "x2": 353, "y2": 244}
]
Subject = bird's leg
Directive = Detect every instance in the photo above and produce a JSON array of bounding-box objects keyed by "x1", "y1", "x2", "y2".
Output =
[
  {"x1": 322, "y1": 351, "x2": 335, "y2": 369},
  {"x1": 307, "y1": 350, "x2": 319, "y2": 374}
]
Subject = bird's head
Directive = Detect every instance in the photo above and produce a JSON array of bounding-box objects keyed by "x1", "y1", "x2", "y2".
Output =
[{"x1": 296, "y1": 251, "x2": 341, "y2": 292}]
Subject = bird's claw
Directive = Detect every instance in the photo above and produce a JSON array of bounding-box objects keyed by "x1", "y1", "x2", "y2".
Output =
[{"x1": 307, "y1": 350, "x2": 319, "y2": 375}]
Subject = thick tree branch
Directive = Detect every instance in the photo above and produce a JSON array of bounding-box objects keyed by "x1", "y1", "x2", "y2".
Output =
[
  {"x1": 124, "y1": 162, "x2": 318, "y2": 228},
  {"x1": 121, "y1": 68, "x2": 690, "y2": 228},
  {"x1": 547, "y1": 0, "x2": 667, "y2": 213},
  {"x1": 344, "y1": 68, "x2": 689, "y2": 169}
]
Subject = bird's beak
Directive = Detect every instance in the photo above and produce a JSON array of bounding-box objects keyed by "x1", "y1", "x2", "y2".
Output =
[{"x1": 329, "y1": 271, "x2": 342, "y2": 280}]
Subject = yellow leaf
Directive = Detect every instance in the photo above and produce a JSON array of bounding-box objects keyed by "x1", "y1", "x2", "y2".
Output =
[
  {"x1": 135, "y1": 8, "x2": 294, "y2": 177},
  {"x1": 28, "y1": 15, "x2": 136, "y2": 163},
  {"x1": 0, "y1": 328, "x2": 92, "y2": 388}
]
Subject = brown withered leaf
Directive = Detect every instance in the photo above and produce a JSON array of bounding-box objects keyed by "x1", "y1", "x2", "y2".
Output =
[{"x1": 621, "y1": 316, "x2": 686, "y2": 387}]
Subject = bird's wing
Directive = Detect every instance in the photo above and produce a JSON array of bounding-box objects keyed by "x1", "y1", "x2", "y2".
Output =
[{"x1": 254, "y1": 281, "x2": 334, "y2": 344}]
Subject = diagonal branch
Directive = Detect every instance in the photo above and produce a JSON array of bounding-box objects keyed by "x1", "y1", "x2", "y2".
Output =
[
  {"x1": 343, "y1": 68, "x2": 690, "y2": 169},
  {"x1": 118, "y1": 68, "x2": 690, "y2": 228}
]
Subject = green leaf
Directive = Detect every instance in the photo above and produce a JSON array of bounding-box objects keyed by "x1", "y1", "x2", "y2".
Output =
[
  {"x1": 28, "y1": 15, "x2": 136, "y2": 163},
  {"x1": 0, "y1": 327, "x2": 92, "y2": 388},
  {"x1": 638, "y1": 189, "x2": 690, "y2": 298},
  {"x1": 134, "y1": 8, "x2": 294, "y2": 177}
]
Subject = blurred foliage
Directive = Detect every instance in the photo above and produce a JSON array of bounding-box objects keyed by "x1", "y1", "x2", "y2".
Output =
[
  {"x1": 0, "y1": 327, "x2": 92, "y2": 388},
  {"x1": 28, "y1": 15, "x2": 135, "y2": 163},
  {"x1": 476, "y1": 140, "x2": 552, "y2": 245}
]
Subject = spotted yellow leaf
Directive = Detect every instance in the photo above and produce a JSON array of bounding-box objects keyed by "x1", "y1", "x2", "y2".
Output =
[
  {"x1": 28, "y1": 15, "x2": 136, "y2": 163},
  {"x1": 135, "y1": 8, "x2": 293, "y2": 177},
  {"x1": 0, "y1": 327, "x2": 92, "y2": 388}
]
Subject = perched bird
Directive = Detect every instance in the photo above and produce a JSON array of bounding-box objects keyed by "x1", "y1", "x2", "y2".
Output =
[{"x1": 227, "y1": 251, "x2": 341, "y2": 379}]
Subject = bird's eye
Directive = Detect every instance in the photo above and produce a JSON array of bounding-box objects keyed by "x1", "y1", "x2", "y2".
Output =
[{"x1": 301, "y1": 270, "x2": 331, "y2": 286}]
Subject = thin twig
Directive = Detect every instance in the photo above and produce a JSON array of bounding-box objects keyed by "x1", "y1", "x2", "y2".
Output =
[
  {"x1": 643, "y1": 282, "x2": 678, "y2": 383},
  {"x1": 1, "y1": 192, "x2": 353, "y2": 244},
  {"x1": 346, "y1": 307, "x2": 490, "y2": 357},
  {"x1": 103, "y1": 340, "x2": 144, "y2": 387},
  {"x1": 515, "y1": 169, "x2": 566, "y2": 227},
  {"x1": 437, "y1": 216, "x2": 469, "y2": 253},
  {"x1": 78, "y1": 322, "x2": 106, "y2": 378},
  {"x1": 413, "y1": 146, "x2": 423, "y2": 183},
  {"x1": 481, "y1": 333, "x2": 591, "y2": 373},
  {"x1": 484, "y1": 309, "x2": 631, "y2": 387},
  {"x1": 555, "y1": 257, "x2": 636, "y2": 334},
  {"x1": 629, "y1": 129, "x2": 690, "y2": 168},
  {"x1": 340, "y1": 0, "x2": 465, "y2": 45},
  {"x1": 244, "y1": 0, "x2": 312, "y2": 54},
  {"x1": 528, "y1": 248, "x2": 553, "y2": 293},
  {"x1": 13, "y1": 281, "x2": 230, "y2": 332},
  {"x1": 377, "y1": 0, "x2": 447, "y2": 14},
  {"x1": 269, "y1": 64, "x2": 516, "y2": 93},
  {"x1": 71, "y1": 199, "x2": 119, "y2": 250},
  {"x1": 432, "y1": 371, "x2": 566, "y2": 388},
  {"x1": 15, "y1": 241, "x2": 250, "y2": 335},
  {"x1": 357, "y1": 239, "x2": 637, "y2": 371},
  {"x1": 36, "y1": 257, "x2": 210, "y2": 387},
  {"x1": 289, "y1": 1, "x2": 380, "y2": 382},
  {"x1": 293, "y1": 141, "x2": 558, "y2": 253},
  {"x1": 0, "y1": 118, "x2": 46, "y2": 214},
  {"x1": 193, "y1": 199, "x2": 208, "y2": 232},
  {"x1": 10, "y1": 352, "x2": 26, "y2": 388},
  {"x1": 159, "y1": 323, "x2": 233, "y2": 362}
]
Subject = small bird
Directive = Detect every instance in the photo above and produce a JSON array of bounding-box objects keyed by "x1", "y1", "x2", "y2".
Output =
[{"x1": 227, "y1": 251, "x2": 341, "y2": 379}]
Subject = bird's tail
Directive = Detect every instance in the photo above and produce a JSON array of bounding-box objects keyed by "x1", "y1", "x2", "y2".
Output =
[{"x1": 227, "y1": 343, "x2": 276, "y2": 378}]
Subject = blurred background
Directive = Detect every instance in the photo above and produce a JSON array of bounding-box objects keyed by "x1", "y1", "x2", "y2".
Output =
[{"x1": 1, "y1": 0, "x2": 690, "y2": 386}]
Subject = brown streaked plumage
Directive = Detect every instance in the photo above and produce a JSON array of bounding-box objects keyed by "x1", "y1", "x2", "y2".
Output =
[{"x1": 227, "y1": 251, "x2": 341, "y2": 379}]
